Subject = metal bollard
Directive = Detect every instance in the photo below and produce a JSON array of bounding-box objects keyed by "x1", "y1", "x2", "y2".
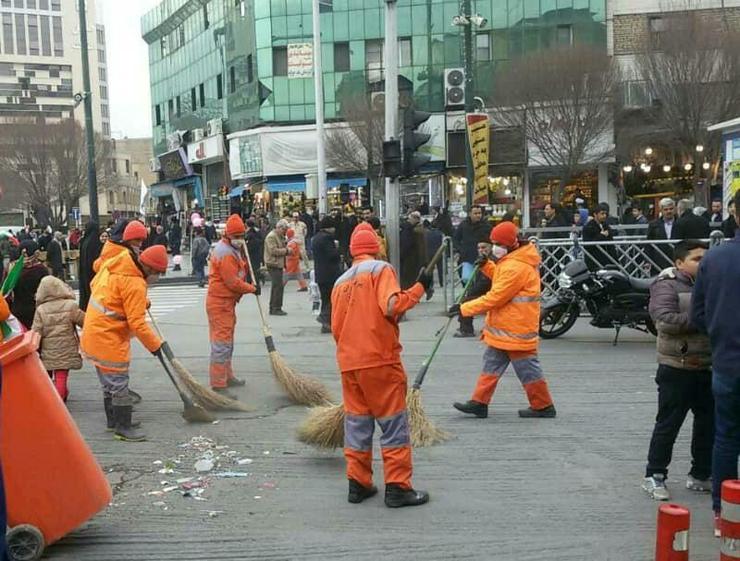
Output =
[
  {"x1": 655, "y1": 503, "x2": 690, "y2": 561},
  {"x1": 721, "y1": 480, "x2": 740, "y2": 560}
]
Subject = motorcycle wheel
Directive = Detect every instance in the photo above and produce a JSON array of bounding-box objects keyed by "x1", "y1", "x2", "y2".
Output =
[
  {"x1": 645, "y1": 317, "x2": 657, "y2": 337},
  {"x1": 539, "y1": 303, "x2": 579, "y2": 339}
]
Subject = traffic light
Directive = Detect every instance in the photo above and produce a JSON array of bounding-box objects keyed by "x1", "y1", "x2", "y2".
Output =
[
  {"x1": 402, "y1": 108, "x2": 431, "y2": 177},
  {"x1": 383, "y1": 140, "x2": 402, "y2": 179}
]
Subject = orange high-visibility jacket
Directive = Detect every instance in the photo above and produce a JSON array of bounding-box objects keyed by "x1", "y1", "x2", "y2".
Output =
[
  {"x1": 285, "y1": 239, "x2": 303, "y2": 274},
  {"x1": 461, "y1": 242, "x2": 541, "y2": 352},
  {"x1": 207, "y1": 239, "x2": 255, "y2": 301},
  {"x1": 331, "y1": 255, "x2": 424, "y2": 372},
  {"x1": 93, "y1": 241, "x2": 127, "y2": 274},
  {"x1": 0, "y1": 294, "x2": 9, "y2": 321},
  {"x1": 80, "y1": 250, "x2": 162, "y2": 373}
]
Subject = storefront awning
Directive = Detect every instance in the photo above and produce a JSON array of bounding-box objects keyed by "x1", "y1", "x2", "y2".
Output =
[
  {"x1": 149, "y1": 175, "x2": 205, "y2": 207},
  {"x1": 327, "y1": 177, "x2": 367, "y2": 188},
  {"x1": 229, "y1": 185, "x2": 246, "y2": 198},
  {"x1": 266, "y1": 177, "x2": 305, "y2": 192}
]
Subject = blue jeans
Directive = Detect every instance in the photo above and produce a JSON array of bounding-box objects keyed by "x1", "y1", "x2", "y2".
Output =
[
  {"x1": 712, "y1": 370, "x2": 740, "y2": 511},
  {"x1": 461, "y1": 261, "x2": 475, "y2": 284}
]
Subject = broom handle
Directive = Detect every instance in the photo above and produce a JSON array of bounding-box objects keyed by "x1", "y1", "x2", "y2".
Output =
[
  {"x1": 240, "y1": 241, "x2": 278, "y2": 353},
  {"x1": 146, "y1": 310, "x2": 197, "y2": 408},
  {"x1": 423, "y1": 240, "x2": 447, "y2": 277},
  {"x1": 411, "y1": 264, "x2": 480, "y2": 390}
]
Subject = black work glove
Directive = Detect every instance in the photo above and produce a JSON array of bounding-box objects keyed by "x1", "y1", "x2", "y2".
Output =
[
  {"x1": 160, "y1": 341, "x2": 174, "y2": 361},
  {"x1": 447, "y1": 303, "x2": 461, "y2": 318},
  {"x1": 416, "y1": 267, "x2": 433, "y2": 292},
  {"x1": 474, "y1": 255, "x2": 489, "y2": 267},
  {"x1": 253, "y1": 282, "x2": 261, "y2": 296}
]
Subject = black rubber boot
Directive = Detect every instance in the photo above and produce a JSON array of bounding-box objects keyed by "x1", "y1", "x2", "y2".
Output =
[
  {"x1": 104, "y1": 397, "x2": 115, "y2": 430},
  {"x1": 212, "y1": 387, "x2": 238, "y2": 400},
  {"x1": 227, "y1": 377, "x2": 246, "y2": 387},
  {"x1": 384, "y1": 484, "x2": 430, "y2": 508},
  {"x1": 320, "y1": 324, "x2": 332, "y2": 334},
  {"x1": 453, "y1": 330, "x2": 476, "y2": 338},
  {"x1": 113, "y1": 405, "x2": 147, "y2": 442},
  {"x1": 453, "y1": 400, "x2": 488, "y2": 418},
  {"x1": 348, "y1": 479, "x2": 378, "y2": 504},
  {"x1": 518, "y1": 405, "x2": 557, "y2": 418}
]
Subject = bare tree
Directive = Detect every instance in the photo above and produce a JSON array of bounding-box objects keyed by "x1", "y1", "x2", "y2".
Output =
[
  {"x1": 491, "y1": 45, "x2": 619, "y2": 203},
  {"x1": 0, "y1": 120, "x2": 111, "y2": 228},
  {"x1": 635, "y1": 8, "x2": 740, "y2": 203}
]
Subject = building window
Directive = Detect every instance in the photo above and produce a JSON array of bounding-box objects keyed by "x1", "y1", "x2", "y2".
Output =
[
  {"x1": 40, "y1": 15, "x2": 51, "y2": 56},
  {"x1": 648, "y1": 16, "x2": 667, "y2": 49},
  {"x1": 52, "y1": 16, "x2": 62, "y2": 57},
  {"x1": 49, "y1": 68, "x2": 59, "y2": 77},
  {"x1": 168, "y1": 98, "x2": 174, "y2": 117},
  {"x1": 399, "y1": 37, "x2": 412, "y2": 66},
  {"x1": 155, "y1": 104, "x2": 162, "y2": 126},
  {"x1": 28, "y1": 15, "x2": 39, "y2": 55},
  {"x1": 28, "y1": 0, "x2": 36, "y2": 8},
  {"x1": 176, "y1": 95, "x2": 181, "y2": 116},
  {"x1": 556, "y1": 24, "x2": 573, "y2": 46},
  {"x1": 334, "y1": 42, "x2": 349, "y2": 72},
  {"x1": 39, "y1": 0, "x2": 47, "y2": 8},
  {"x1": 100, "y1": 85, "x2": 107, "y2": 100},
  {"x1": 125, "y1": 159, "x2": 130, "y2": 174},
  {"x1": 203, "y1": 3, "x2": 209, "y2": 30},
  {"x1": 13, "y1": 0, "x2": 23, "y2": 7},
  {"x1": 199, "y1": 82, "x2": 205, "y2": 108},
  {"x1": 365, "y1": 39, "x2": 383, "y2": 81},
  {"x1": 101, "y1": 104, "x2": 109, "y2": 118},
  {"x1": 178, "y1": 26, "x2": 185, "y2": 48},
  {"x1": 98, "y1": 67, "x2": 106, "y2": 82},
  {"x1": 229, "y1": 66, "x2": 236, "y2": 93},
  {"x1": 102, "y1": 121, "x2": 109, "y2": 136},
  {"x1": 15, "y1": 14, "x2": 26, "y2": 55},
  {"x1": 217, "y1": 73, "x2": 223, "y2": 99},
  {"x1": 1, "y1": 0, "x2": 11, "y2": 7},
  {"x1": 96, "y1": 28, "x2": 104, "y2": 45},
  {"x1": 134, "y1": 171, "x2": 139, "y2": 182},
  {"x1": 476, "y1": 33, "x2": 490, "y2": 61},
  {"x1": 51, "y1": 0, "x2": 60, "y2": 10},
  {"x1": 2, "y1": 14, "x2": 13, "y2": 55},
  {"x1": 272, "y1": 46, "x2": 288, "y2": 76},
  {"x1": 246, "y1": 54, "x2": 253, "y2": 83},
  {"x1": 190, "y1": 87, "x2": 196, "y2": 110},
  {"x1": 623, "y1": 80, "x2": 650, "y2": 108}
]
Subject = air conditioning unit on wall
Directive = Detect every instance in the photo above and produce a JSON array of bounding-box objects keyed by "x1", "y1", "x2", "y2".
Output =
[
  {"x1": 206, "y1": 119, "x2": 223, "y2": 137},
  {"x1": 148, "y1": 157, "x2": 161, "y2": 172},
  {"x1": 444, "y1": 68, "x2": 465, "y2": 108},
  {"x1": 192, "y1": 128, "x2": 205, "y2": 142}
]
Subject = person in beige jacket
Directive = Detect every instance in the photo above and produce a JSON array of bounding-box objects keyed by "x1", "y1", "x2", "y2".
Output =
[
  {"x1": 263, "y1": 219, "x2": 290, "y2": 315},
  {"x1": 32, "y1": 275, "x2": 85, "y2": 403}
]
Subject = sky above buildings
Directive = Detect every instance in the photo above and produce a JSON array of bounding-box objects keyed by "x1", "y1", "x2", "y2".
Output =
[{"x1": 100, "y1": 0, "x2": 161, "y2": 139}]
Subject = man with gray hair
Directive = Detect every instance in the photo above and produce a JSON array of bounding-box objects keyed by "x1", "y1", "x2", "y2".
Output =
[
  {"x1": 675, "y1": 198, "x2": 710, "y2": 240},
  {"x1": 263, "y1": 219, "x2": 291, "y2": 315},
  {"x1": 46, "y1": 231, "x2": 66, "y2": 279},
  {"x1": 647, "y1": 197, "x2": 679, "y2": 271}
]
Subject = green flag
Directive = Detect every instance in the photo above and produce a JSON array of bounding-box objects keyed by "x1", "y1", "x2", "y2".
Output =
[{"x1": 1, "y1": 255, "x2": 24, "y2": 296}]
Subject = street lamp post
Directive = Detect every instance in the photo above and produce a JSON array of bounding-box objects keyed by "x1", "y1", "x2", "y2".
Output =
[
  {"x1": 384, "y1": 0, "x2": 401, "y2": 273},
  {"x1": 77, "y1": 0, "x2": 98, "y2": 223}
]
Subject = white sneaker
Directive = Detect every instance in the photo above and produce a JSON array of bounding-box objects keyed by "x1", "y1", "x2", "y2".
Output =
[
  {"x1": 686, "y1": 475, "x2": 711, "y2": 492},
  {"x1": 643, "y1": 474, "x2": 670, "y2": 501}
]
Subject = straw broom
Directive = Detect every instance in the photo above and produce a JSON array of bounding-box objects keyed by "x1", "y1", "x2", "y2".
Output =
[
  {"x1": 148, "y1": 311, "x2": 252, "y2": 412},
  {"x1": 241, "y1": 242, "x2": 334, "y2": 406},
  {"x1": 297, "y1": 246, "x2": 461, "y2": 450}
]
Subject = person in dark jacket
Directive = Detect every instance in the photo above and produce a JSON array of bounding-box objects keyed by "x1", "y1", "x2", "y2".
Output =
[
  {"x1": 400, "y1": 211, "x2": 427, "y2": 290},
  {"x1": 642, "y1": 240, "x2": 712, "y2": 502},
  {"x1": 646, "y1": 198, "x2": 679, "y2": 272},
  {"x1": 690, "y1": 191, "x2": 740, "y2": 525},
  {"x1": 191, "y1": 228, "x2": 211, "y2": 288},
  {"x1": 46, "y1": 232, "x2": 65, "y2": 279},
  {"x1": 77, "y1": 222, "x2": 103, "y2": 311},
  {"x1": 423, "y1": 220, "x2": 444, "y2": 287},
  {"x1": 337, "y1": 208, "x2": 358, "y2": 267},
  {"x1": 452, "y1": 205, "x2": 492, "y2": 283},
  {"x1": 454, "y1": 241, "x2": 492, "y2": 337},
  {"x1": 311, "y1": 216, "x2": 342, "y2": 333},
  {"x1": 582, "y1": 203, "x2": 616, "y2": 269},
  {"x1": 11, "y1": 240, "x2": 49, "y2": 329},
  {"x1": 151, "y1": 224, "x2": 168, "y2": 247},
  {"x1": 674, "y1": 199, "x2": 710, "y2": 240},
  {"x1": 721, "y1": 200, "x2": 737, "y2": 240},
  {"x1": 204, "y1": 219, "x2": 217, "y2": 244},
  {"x1": 245, "y1": 219, "x2": 264, "y2": 285},
  {"x1": 540, "y1": 203, "x2": 568, "y2": 239},
  {"x1": 169, "y1": 217, "x2": 182, "y2": 271},
  {"x1": 431, "y1": 205, "x2": 454, "y2": 237}
]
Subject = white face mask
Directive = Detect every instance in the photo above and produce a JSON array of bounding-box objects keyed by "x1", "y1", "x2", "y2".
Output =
[
  {"x1": 146, "y1": 274, "x2": 159, "y2": 285},
  {"x1": 491, "y1": 245, "x2": 509, "y2": 261},
  {"x1": 230, "y1": 239, "x2": 245, "y2": 249}
]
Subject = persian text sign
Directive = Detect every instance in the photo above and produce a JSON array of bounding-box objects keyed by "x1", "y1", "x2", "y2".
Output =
[
  {"x1": 466, "y1": 113, "x2": 490, "y2": 205},
  {"x1": 288, "y1": 43, "x2": 313, "y2": 79}
]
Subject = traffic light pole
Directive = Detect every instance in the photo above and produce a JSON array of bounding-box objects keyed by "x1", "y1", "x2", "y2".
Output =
[
  {"x1": 462, "y1": 0, "x2": 475, "y2": 210},
  {"x1": 384, "y1": 0, "x2": 400, "y2": 273},
  {"x1": 312, "y1": 0, "x2": 328, "y2": 215},
  {"x1": 78, "y1": 0, "x2": 98, "y2": 224}
]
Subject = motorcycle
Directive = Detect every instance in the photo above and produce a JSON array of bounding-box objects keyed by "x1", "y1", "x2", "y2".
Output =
[{"x1": 539, "y1": 258, "x2": 657, "y2": 344}]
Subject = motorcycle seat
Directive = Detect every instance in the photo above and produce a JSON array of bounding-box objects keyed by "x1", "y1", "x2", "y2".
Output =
[{"x1": 628, "y1": 276, "x2": 656, "y2": 291}]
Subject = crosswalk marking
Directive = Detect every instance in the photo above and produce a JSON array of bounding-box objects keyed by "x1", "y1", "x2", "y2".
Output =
[{"x1": 75, "y1": 284, "x2": 205, "y2": 321}]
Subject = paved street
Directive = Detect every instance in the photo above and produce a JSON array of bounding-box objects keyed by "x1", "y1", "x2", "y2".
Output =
[{"x1": 49, "y1": 286, "x2": 720, "y2": 561}]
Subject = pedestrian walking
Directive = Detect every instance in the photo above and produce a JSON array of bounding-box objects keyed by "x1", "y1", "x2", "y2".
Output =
[
  {"x1": 290, "y1": 211, "x2": 308, "y2": 250},
  {"x1": 46, "y1": 231, "x2": 66, "y2": 279},
  {"x1": 77, "y1": 223, "x2": 103, "y2": 311},
  {"x1": 10, "y1": 240, "x2": 49, "y2": 330},
  {"x1": 632, "y1": 206, "x2": 649, "y2": 225},
  {"x1": 206, "y1": 214, "x2": 258, "y2": 398},
  {"x1": 451, "y1": 222, "x2": 556, "y2": 419},
  {"x1": 284, "y1": 228, "x2": 308, "y2": 292},
  {"x1": 264, "y1": 219, "x2": 290, "y2": 316},
  {"x1": 722, "y1": 200, "x2": 737, "y2": 239},
  {"x1": 452, "y1": 205, "x2": 491, "y2": 284},
  {"x1": 704, "y1": 199, "x2": 724, "y2": 226},
  {"x1": 204, "y1": 219, "x2": 217, "y2": 244},
  {"x1": 423, "y1": 220, "x2": 444, "y2": 288},
  {"x1": 191, "y1": 228, "x2": 210, "y2": 288},
  {"x1": 80, "y1": 245, "x2": 168, "y2": 442},
  {"x1": 540, "y1": 203, "x2": 567, "y2": 239},
  {"x1": 169, "y1": 217, "x2": 182, "y2": 271},
  {"x1": 31, "y1": 276, "x2": 85, "y2": 402},
  {"x1": 642, "y1": 240, "x2": 713, "y2": 501},
  {"x1": 311, "y1": 216, "x2": 341, "y2": 334},
  {"x1": 245, "y1": 219, "x2": 264, "y2": 285},
  {"x1": 582, "y1": 203, "x2": 617, "y2": 269},
  {"x1": 400, "y1": 211, "x2": 427, "y2": 290},
  {"x1": 454, "y1": 241, "x2": 492, "y2": 338},
  {"x1": 690, "y1": 192, "x2": 740, "y2": 535},
  {"x1": 331, "y1": 226, "x2": 433, "y2": 508},
  {"x1": 646, "y1": 198, "x2": 679, "y2": 271},
  {"x1": 674, "y1": 199, "x2": 710, "y2": 240}
]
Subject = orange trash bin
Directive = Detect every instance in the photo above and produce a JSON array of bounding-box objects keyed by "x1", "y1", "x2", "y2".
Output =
[{"x1": 1, "y1": 332, "x2": 112, "y2": 561}]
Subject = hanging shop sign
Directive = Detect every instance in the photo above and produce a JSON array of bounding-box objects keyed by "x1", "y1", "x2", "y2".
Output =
[
  {"x1": 187, "y1": 136, "x2": 224, "y2": 165},
  {"x1": 158, "y1": 148, "x2": 193, "y2": 181},
  {"x1": 466, "y1": 113, "x2": 490, "y2": 205},
  {"x1": 288, "y1": 43, "x2": 313, "y2": 79}
]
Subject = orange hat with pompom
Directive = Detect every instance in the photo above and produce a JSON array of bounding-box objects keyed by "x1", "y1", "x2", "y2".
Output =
[
  {"x1": 350, "y1": 227, "x2": 380, "y2": 257},
  {"x1": 225, "y1": 214, "x2": 246, "y2": 237},
  {"x1": 139, "y1": 245, "x2": 168, "y2": 273}
]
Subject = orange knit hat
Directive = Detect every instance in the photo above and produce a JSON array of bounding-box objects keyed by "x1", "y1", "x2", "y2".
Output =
[
  {"x1": 490, "y1": 221, "x2": 519, "y2": 248},
  {"x1": 350, "y1": 228, "x2": 380, "y2": 257},
  {"x1": 123, "y1": 220, "x2": 147, "y2": 242},
  {"x1": 139, "y1": 245, "x2": 168, "y2": 273},
  {"x1": 225, "y1": 214, "x2": 246, "y2": 236}
]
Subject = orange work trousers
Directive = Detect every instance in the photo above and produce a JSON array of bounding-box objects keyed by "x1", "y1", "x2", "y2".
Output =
[
  {"x1": 207, "y1": 295, "x2": 238, "y2": 388},
  {"x1": 342, "y1": 363, "x2": 413, "y2": 490}
]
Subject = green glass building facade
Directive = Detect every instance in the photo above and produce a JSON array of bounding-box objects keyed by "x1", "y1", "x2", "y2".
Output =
[{"x1": 143, "y1": 0, "x2": 606, "y2": 154}]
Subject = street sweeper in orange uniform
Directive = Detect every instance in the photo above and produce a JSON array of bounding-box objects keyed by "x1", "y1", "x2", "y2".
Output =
[
  {"x1": 206, "y1": 214, "x2": 258, "y2": 398},
  {"x1": 331, "y1": 223, "x2": 433, "y2": 508}
]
